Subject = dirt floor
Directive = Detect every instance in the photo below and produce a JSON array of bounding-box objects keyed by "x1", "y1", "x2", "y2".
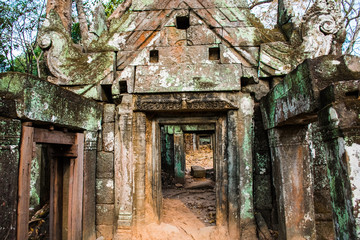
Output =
[
  {"x1": 134, "y1": 144, "x2": 231, "y2": 240},
  {"x1": 134, "y1": 198, "x2": 230, "y2": 240},
  {"x1": 163, "y1": 178, "x2": 216, "y2": 226}
]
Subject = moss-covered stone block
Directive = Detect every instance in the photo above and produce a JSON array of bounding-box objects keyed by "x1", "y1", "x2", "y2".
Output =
[{"x1": 0, "y1": 72, "x2": 102, "y2": 131}]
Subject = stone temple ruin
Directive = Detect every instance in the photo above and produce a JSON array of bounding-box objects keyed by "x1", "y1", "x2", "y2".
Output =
[{"x1": 1, "y1": 0, "x2": 360, "y2": 239}]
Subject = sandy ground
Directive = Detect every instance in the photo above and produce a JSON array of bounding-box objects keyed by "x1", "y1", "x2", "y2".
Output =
[
  {"x1": 133, "y1": 145, "x2": 231, "y2": 240},
  {"x1": 134, "y1": 198, "x2": 230, "y2": 240}
]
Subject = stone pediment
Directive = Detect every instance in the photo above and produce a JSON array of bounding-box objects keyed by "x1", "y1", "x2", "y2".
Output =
[
  {"x1": 39, "y1": 0, "x2": 285, "y2": 99},
  {"x1": 104, "y1": 0, "x2": 285, "y2": 94}
]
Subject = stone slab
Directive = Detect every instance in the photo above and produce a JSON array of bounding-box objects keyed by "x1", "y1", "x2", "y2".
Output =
[
  {"x1": 97, "y1": 151, "x2": 114, "y2": 178},
  {"x1": 96, "y1": 179, "x2": 115, "y2": 204},
  {"x1": 191, "y1": 166, "x2": 206, "y2": 178},
  {"x1": 96, "y1": 225, "x2": 114, "y2": 240},
  {"x1": 102, "y1": 123, "x2": 114, "y2": 152},
  {"x1": 0, "y1": 72, "x2": 102, "y2": 131},
  {"x1": 83, "y1": 149, "x2": 97, "y2": 240},
  {"x1": 103, "y1": 104, "x2": 115, "y2": 123},
  {"x1": 134, "y1": 63, "x2": 242, "y2": 93},
  {"x1": 260, "y1": 55, "x2": 360, "y2": 130}
]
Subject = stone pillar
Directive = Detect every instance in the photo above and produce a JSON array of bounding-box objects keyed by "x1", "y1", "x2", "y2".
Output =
[
  {"x1": 227, "y1": 94, "x2": 256, "y2": 239},
  {"x1": 114, "y1": 96, "x2": 133, "y2": 239},
  {"x1": 96, "y1": 104, "x2": 116, "y2": 240},
  {"x1": 133, "y1": 112, "x2": 146, "y2": 227},
  {"x1": 0, "y1": 118, "x2": 21, "y2": 239},
  {"x1": 318, "y1": 98, "x2": 360, "y2": 238},
  {"x1": 173, "y1": 129, "x2": 185, "y2": 184},
  {"x1": 268, "y1": 126, "x2": 316, "y2": 240},
  {"x1": 237, "y1": 95, "x2": 256, "y2": 239},
  {"x1": 227, "y1": 110, "x2": 241, "y2": 239},
  {"x1": 307, "y1": 123, "x2": 335, "y2": 239}
]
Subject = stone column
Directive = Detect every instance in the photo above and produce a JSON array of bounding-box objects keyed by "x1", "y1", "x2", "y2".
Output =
[
  {"x1": 173, "y1": 129, "x2": 185, "y2": 184},
  {"x1": 307, "y1": 123, "x2": 335, "y2": 239},
  {"x1": 96, "y1": 104, "x2": 116, "y2": 239},
  {"x1": 227, "y1": 110, "x2": 241, "y2": 239},
  {"x1": 237, "y1": 95, "x2": 256, "y2": 239},
  {"x1": 133, "y1": 112, "x2": 146, "y2": 227},
  {"x1": 0, "y1": 118, "x2": 21, "y2": 239},
  {"x1": 227, "y1": 94, "x2": 256, "y2": 239},
  {"x1": 268, "y1": 126, "x2": 316, "y2": 240},
  {"x1": 114, "y1": 96, "x2": 134, "y2": 239},
  {"x1": 318, "y1": 91, "x2": 360, "y2": 238}
]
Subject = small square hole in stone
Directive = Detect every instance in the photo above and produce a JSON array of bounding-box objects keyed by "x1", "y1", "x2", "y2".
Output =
[
  {"x1": 150, "y1": 50, "x2": 159, "y2": 63},
  {"x1": 119, "y1": 81, "x2": 128, "y2": 94},
  {"x1": 209, "y1": 47, "x2": 220, "y2": 60},
  {"x1": 101, "y1": 84, "x2": 113, "y2": 103},
  {"x1": 176, "y1": 16, "x2": 190, "y2": 29}
]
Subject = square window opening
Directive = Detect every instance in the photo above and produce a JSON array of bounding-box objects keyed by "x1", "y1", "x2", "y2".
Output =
[
  {"x1": 176, "y1": 16, "x2": 190, "y2": 29},
  {"x1": 119, "y1": 81, "x2": 128, "y2": 94},
  {"x1": 209, "y1": 47, "x2": 220, "y2": 60},
  {"x1": 150, "y1": 50, "x2": 159, "y2": 63},
  {"x1": 101, "y1": 84, "x2": 113, "y2": 103}
]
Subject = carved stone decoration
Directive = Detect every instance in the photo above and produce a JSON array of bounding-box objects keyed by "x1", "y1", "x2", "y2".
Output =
[
  {"x1": 134, "y1": 93, "x2": 239, "y2": 112},
  {"x1": 38, "y1": 11, "x2": 113, "y2": 86},
  {"x1": 259, "y1": 0, "x2": 345, "y2": 77}
]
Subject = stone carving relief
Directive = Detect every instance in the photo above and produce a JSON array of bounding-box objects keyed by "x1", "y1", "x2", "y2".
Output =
[
  {"x1": 259, "y1": 0, "x2": 345, "y2": 77},
  {"x1": 134, "y1": 93, "x2": 239, "y2": 111}
]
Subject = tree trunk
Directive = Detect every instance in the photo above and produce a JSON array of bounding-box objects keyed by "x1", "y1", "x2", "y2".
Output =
[
  {"x1": 46, "y1": 0, "x2": 73, "y2": 33},
  {"x1": 75, "y1": 0, "x2": 90, "y2": 46}
]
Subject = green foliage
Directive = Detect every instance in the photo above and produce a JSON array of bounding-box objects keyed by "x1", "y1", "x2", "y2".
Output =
[
  {"x1": 0, "y1": 0, "x2": 46, "y2": 75},
  {"x1": 89, "y1": 0, "x2": 124, "y2": 17},
  {"x1": 71, "y1": 22, "x2": 82, "y2": 44},
  {"x1": 11, "y1": 46, "x2": 46, "y2": 77},
  {"x1": 103, "y1": 0, "x2": 124, "y2": 17}
]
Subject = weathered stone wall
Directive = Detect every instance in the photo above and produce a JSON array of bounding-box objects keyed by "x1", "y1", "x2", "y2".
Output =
[
  {"x1": 0, "y1": 118, "x2": 21, "y2": 239},
  {"x1": 260, "y1": 55, "x2": 360, "y2": 240}
]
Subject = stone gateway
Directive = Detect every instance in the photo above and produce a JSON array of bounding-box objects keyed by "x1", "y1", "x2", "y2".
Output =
[{"x1": 0, "y1": 0, "x2": 359, "y2": 239}]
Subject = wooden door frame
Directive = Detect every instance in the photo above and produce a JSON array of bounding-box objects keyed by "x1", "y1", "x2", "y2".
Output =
[{"x1": 17, "y1": 125, "x2": 84, "y2": 240}]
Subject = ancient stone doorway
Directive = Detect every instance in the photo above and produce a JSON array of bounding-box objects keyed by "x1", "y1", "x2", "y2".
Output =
[
  {"x1": 17, "y1": 125, "x2": 84, "y2": 240},
  {"x1": 160, "y1": 124, "x2": 216, "y2": 225},
  {"x1": 117, "y1": 93, "x2": 255, "y2": 239},
  {"x1": 146, "y1": 116, "x2": 228, "y2": 228}
]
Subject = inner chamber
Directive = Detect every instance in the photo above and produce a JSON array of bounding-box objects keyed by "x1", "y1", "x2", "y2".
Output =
[{"x1": 160, "y1": 124, "x2": 216, "y2": 226}]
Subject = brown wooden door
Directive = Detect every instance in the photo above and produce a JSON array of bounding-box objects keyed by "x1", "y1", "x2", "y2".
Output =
[{"x1": 17, "y1": 125, "x2": 84, "y2": 240}]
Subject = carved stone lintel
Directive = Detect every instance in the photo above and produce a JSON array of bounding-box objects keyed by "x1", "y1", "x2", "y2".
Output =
[{"x1": 134, "y1": 93, "x2": 239, "y2": 112}]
